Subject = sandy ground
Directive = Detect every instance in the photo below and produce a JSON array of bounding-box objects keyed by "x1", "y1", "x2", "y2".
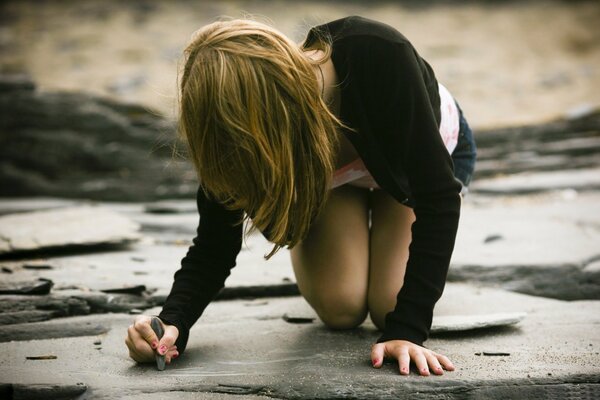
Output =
[{"x1": 1, "y1": 0, "x2": 599, "y2": 129}]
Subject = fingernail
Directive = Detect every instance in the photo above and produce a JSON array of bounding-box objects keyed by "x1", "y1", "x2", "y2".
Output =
[
  {"x1": 151, "y1": 341, "x2": 158, "y2": 349},
  {"x1": 173, "y1": 352, "x2": 179, "y2": 359},
  {"x1": 372, "y1": 359, "x2": 378, "y2": 366},
  {"x1": 159, "y1": 345, "x2": 167, "y2": 355}
]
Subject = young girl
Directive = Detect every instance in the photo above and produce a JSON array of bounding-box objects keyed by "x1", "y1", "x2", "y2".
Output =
[{"x1": 125, "y1": 15, "x2": 476, "y2": 376}]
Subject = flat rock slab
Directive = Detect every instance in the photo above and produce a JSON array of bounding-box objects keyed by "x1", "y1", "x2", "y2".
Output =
[
  {"x1": 0, "y1": 383, "x2": 88, "y2": 399},
  {"x1": 0, "y1": 317, "x2": 109, "y2": 342},
  {"x1": 0, "y1": 197, "x2": 80, "y2": 216},
  {"x1": 451, "y1": 191, "x2": 600, "y2": 299},
  {"x1": 0, "y1": 206, "x2": 140, "y2": 255},
  {"x1": 1, "y1": 191, "x2": 599, "y2": 309},
  {"x1": 471, "y1": 167, "x2": 600, "y2": 194},
  {"x1": 431, "y1": 312, "x2": 526, "y2": 333},
  {"x1": 1, "y1": 284, "x2": 598, "y2": 399}
]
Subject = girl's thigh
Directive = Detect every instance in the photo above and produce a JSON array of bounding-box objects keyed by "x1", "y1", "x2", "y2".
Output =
[
  {"x1": 367, "y1": 189, "x2": 415, "y2": 330},
  {"x1": 289, "y1": 185, "x2": 371, "y2": 329}
]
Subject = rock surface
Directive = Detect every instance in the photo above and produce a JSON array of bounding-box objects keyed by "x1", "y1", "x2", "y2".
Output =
[
  {"x1": 0, "y1": 192, "x2": 597, "y2": 397},
  {"x1": 0, "y1": 206, "x2": 140, "y2": 255},
  {"x1": 0, "y1": 383, "x2": 88, "y2": 400},
  {"x1": 451, "y1": 191, "x2": 600, "y2": 300},
  {"x1": 1, "y1": 73, "x2": 599, "y2": 202},
  {"x1": 471, "y1": 167, "x2": 600, "y2": 195},
  {"x1": 0, "y1": 317, "x2": 109, "y2": 342},
  {"x1": 1, "y1": 284, "x2": 598, "y2": 399},
  {"x1": 430, "y1": 312, "x2": 526, "y2": 333},
  {"x1": 0, "y1": 75, "x2": 195, "y2": 202},
  {"x1": 472, "y1": 109, "x2": 600, "y2": 180}
]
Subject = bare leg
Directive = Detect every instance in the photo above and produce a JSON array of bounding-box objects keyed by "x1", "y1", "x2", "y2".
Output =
[
  {"x1": 290, "y1": 185, "x2": 371, "y2": 329},
  {"x1": 367, "y1": 189, "x2": 415, "y2": 330}
]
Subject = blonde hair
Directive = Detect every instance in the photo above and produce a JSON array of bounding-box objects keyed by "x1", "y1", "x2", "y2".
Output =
[{"x1": 179, "y1": 18, "x2": 345, "y2": 258}]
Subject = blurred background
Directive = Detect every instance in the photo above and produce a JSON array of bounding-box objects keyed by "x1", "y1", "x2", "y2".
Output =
[
  {"x1": 3, "y1": 0, "x2": 599, "y2": 126},
  {"x1": 1, "y1": 0, "x2": 599, "y2": 201}
]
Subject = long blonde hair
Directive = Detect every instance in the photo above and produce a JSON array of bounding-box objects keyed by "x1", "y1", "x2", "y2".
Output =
[{"x1": 179, "y1": 18, "x2": 345, "y2": 258}]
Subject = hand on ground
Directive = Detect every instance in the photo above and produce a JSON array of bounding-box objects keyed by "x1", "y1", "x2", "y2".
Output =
[
  {"x1": 371, "y1": 340, "x2": 455, "y2": 376},
  {"x1": 125, "y1": 315, "x2": 179, "y2": 364}
]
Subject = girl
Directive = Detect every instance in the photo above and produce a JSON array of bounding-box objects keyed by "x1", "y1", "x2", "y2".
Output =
[{"x1": 125, "y1": 15, "x2": 477, "y2": 376}]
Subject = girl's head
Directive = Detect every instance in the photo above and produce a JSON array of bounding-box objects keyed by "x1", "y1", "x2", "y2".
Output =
[{"x1": 179, "y1": 18, "x2": 344, "y2": 258}]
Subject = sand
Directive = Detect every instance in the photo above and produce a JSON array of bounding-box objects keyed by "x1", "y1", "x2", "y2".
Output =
[{"x1": 1, "y1": 0, "x2": 599, "y2": 129}]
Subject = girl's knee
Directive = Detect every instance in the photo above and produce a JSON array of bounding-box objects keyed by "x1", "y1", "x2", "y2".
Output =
[{"x1": 312, "y1": 298, "x2": 368, "y2": 329}]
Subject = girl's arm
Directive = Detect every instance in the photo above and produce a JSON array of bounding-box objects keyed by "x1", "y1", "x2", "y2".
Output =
[{"x1": 158, "y1": 185, "x2": 244, "y2": 354}]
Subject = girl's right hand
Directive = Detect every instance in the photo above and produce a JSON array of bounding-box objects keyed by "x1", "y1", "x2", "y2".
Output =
[{"x1": 125, "y1": 315, "x2": 180, "y2": 364}]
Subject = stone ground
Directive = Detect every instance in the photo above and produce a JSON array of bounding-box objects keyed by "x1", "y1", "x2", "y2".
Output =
[
  {"x1": 1, "y1": 176, "x2": 599, "y2": 399},
  {"x1": 1, "y1": 1, "x2": 600, "y2": 397}
]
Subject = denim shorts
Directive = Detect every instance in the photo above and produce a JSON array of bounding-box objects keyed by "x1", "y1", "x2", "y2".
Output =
[{"x1": 450, "y1": 102, "x2": 477, "y2": 193}]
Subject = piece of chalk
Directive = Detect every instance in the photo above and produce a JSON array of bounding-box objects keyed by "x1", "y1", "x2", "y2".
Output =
[{"x1": 150, "y1": 317, "x2": 166, "y2": 371}]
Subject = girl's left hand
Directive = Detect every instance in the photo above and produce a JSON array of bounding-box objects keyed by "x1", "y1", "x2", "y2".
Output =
[{"x1": 371, "y1": 340, "x2": 455, "y2": 376}]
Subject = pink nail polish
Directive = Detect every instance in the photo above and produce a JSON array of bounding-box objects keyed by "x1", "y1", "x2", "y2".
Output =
[{"x1": 159, "y1": 345, "x2": 167, "y2": 354}]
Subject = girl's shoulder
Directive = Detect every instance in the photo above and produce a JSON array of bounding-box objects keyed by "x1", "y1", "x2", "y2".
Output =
[{"x1": 308, "y1": 15, "x2": 412, "y2": 47}]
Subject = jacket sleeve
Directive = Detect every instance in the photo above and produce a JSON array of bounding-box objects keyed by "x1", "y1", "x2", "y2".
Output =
[
  {"x1": 347, "y1": 36, "x2": 462, "y2": 346},
  {"x1": 158, "y1": 185, "x2": 243, "y2": 354}
]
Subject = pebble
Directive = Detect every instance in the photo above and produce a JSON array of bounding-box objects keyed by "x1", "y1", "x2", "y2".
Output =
[
  {"x1": 282, "y1": 313, "x2": 315, "y2": 324},
  {"x1": 26, "y1": 355, "x2": 57, "y2": 360},
  {"x1": 23, "y1": 262, "x2": 54, "y2": 270},
  {"x1": 483, "y1": 234, "x2": 504, "y2": 244},
  {"x1": 474, "y1": 351, "x2": 511, "y2": 356}
]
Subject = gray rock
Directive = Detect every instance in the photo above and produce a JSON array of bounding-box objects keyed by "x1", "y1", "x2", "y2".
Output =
[
  {"x1": 0, "y1": 294, "x2": 90, "y2": 317},
  {"x1": 451, "y1": 192, "x2": 600, "y2": 300},
  {"x1": 0, "y1": 289, "x2": 156, "y2": 325},
  {"x1": 0, "y1": 74, "x2": 35, "y2": 92},
  {"x1": 471, "y1": 168, "x2": 600, "y2": 194},
  {"x1": 1, "y1": 74, "x2": 599, "y2": 202},
  {"x1": 430, "y1": 312, "x2": 526, "y2": 333},
  {"x1": 1, "y1": 383, "x2": 87, "y2": 399},
  {"x1": 144, "y1": 200, "x2": 198, "y2": 214},
  {"x1": 22, "y1": 262, "x2": 54, "y2": 270},
  {"x1": 0, "y1": 310, "x2": 57, "y2": 325},
  {"x1": 0, "y1": 198, "x2": 81, "y2": 216},
  {"x1": 584, "y1": 259, "x2": 600, "y2": 272},
  {"x1": 0, "y1": 279, "x2": 53, "y2": 295},
  {"x1": 473, "y1": 108, "x2": 600, "y2": 179},
  {"x1": 0, "y1": 319, "x2": 109, "y2": 342},
  {"x1": 100, "y1": 284, "x2": 146, "y2": 295},
  {"x1": 0, "y1": 206, "x2": 140, "y2": 255},
  {"x1": 73, "y1": 291, "x2": 155, "y2": 313},
  {"x1": 1, "y1": 285, "x2": 599, "y2": 399},
  {"x1": 0, "y1": 75, "x2": 195, "y2": 201}
]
